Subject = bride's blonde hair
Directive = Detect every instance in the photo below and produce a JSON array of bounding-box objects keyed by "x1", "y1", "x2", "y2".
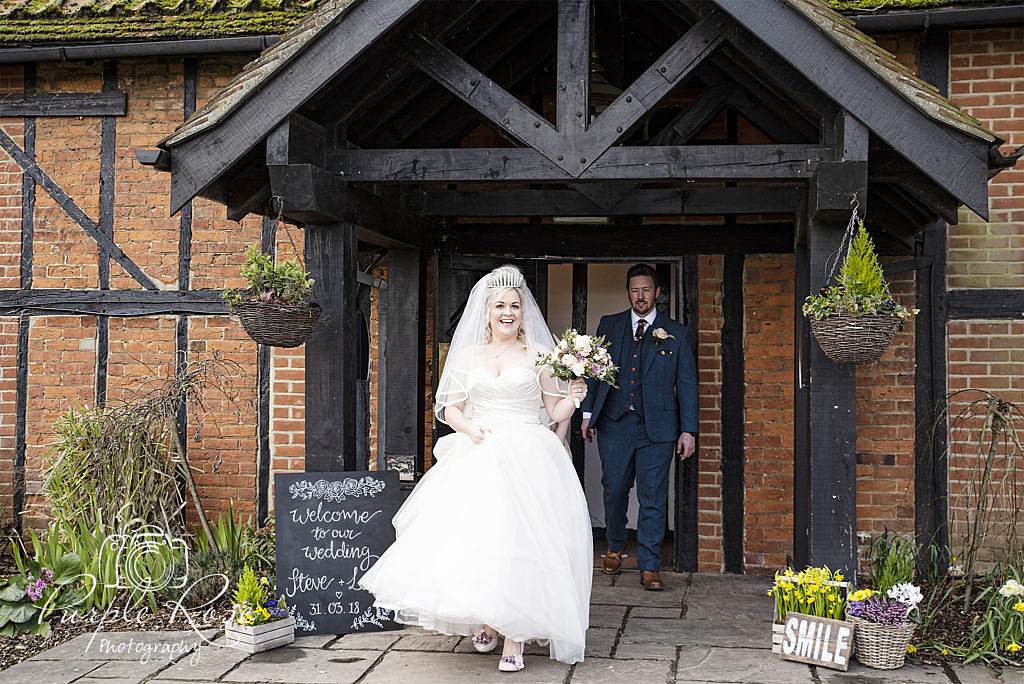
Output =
[{"x1": 483, "y1": 266, "x2": 527, "y2": 346}]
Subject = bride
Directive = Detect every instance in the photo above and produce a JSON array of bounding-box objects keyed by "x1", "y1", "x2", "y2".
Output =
[{"x1": 359, "y1": 264, "x2": 593, "y2": 671}]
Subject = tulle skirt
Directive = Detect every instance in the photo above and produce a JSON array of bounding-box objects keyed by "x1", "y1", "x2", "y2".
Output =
[{"x1": 358, "y1": 420, "x2": 593, "y2": 664}]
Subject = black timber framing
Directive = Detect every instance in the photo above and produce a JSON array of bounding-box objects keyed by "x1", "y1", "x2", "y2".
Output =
[
  {"x1": 415, "y1": 186, "x2": 802, "y2": 217},
  {"x1": 714, "y1": 0, "x2": 991, "y2": 219},
  {"x1": 304, "y1": 221, "x2": 360, "y2": 472},
  {"x1": 800, "y1": 111, "x2": 868, "y2": 577},
  {"x1": 13, "y1": 64, "x2": 36, "y2": 537},
  {"x1": 720, "y1": 254, "x2": 745, "y2": 574},
  {"x1": 793, "y1": 206, "x2": 810, "y2": 568},
  {"x1": 168, "y1": 0, "x2": 425, "y2": 212},
  {"x1": 330, "y1": 145, "x2": 826, "y2": 183},
  {"x1": 675, "y1": 255, "x2": 699, "y2": 572},
  {"x1": 0, "y1": 290, "x2": 228, "y2": 316},
  {"x1": 96, "y1": 60, "x2": 117, "y2": 409},
  {"x1": 557, "y1": 0, "x2": 591, "y2": 147},
  {"x1": 570, "y1": 263, "x2": 587, "y2": 483},
  {"x1": 256, "y1": 216, "x2": 276, "y2": 526},
  {"x1": 0, "y1": 127, "x2": 157, "y2": 290},
  {"x1": 382, "y1": 247, "x2": 423, "y2": 480},
  {"x1": 0, "y1": 92, "x2": 127, "y2": 117},
  {"x1": 914, "y1": 30, "x2": 950, "y2": 572},
  {"x1": 177, "y1": 57, "x2": 198, "y2": 491},
  {"x1": 438, "y1": 222, "x2": 794, "y2": 258},
  {"x1": 947, "y1": 289, "x2": 1024, "y2": 319}
]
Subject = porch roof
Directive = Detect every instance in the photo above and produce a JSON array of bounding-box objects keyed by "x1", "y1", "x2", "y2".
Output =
[{"x1": 159, "y1": 0, "x2": 1000, "y2": 149}]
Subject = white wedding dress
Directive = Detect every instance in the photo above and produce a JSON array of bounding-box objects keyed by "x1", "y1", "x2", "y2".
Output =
[{"x1": 358, "y1": 364, "x2": 593, "y2": 664}]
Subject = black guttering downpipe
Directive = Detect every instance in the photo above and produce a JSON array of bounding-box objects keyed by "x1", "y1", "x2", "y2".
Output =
[
  {"x1": 853, "y1": 4, "x2": 1024, "y2": 31},
  {"x1": 0, "y1": 34, "x2": 281, "y2": 64}
]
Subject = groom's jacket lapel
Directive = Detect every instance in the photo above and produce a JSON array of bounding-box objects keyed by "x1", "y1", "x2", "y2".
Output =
[{"x1": 616, "y1": 310, "x2": 633, "y2": 369}]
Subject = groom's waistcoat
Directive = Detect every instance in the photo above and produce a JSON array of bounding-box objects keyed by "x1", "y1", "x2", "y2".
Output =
[{"x1": 603, "y1": 329, "x2": 646, "y2": 421}]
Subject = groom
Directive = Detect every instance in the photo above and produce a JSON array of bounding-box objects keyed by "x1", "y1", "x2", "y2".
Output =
[{"x1": 580, "y1": 264, "x2": 698, "y2": 591}]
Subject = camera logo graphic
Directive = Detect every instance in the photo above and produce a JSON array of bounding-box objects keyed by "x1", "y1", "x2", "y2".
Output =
[{"x1": 103, "y1": 524, "x2": 190, "y2": 593}]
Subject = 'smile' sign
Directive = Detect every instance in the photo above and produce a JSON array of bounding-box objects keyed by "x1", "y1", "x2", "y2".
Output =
[{"x1": 773, "y1": 613, "x2": 854, "y2": 671}]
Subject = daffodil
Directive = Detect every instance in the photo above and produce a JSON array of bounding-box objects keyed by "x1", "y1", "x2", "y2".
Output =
[
  {"x1": 1006, "y1": 642, "x2": 1022, "y2": 653},
  {"x1": 1014, "y1": 601, "x2": 1024, "y2": 613},
  {"x1": 906, "y1": 644, "x2": 917, "y2": 654}
]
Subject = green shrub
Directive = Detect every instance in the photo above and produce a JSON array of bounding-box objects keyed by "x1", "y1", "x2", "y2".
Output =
[
  {"x1": 802, "y1": 221, "x2": 917, "y2": 323},
  {"x1": 870, "y1": 530, "x2": 917, "y2": 594},
  {"x1": 223, "y1": 245, "x2": 314, "y2": 307}
]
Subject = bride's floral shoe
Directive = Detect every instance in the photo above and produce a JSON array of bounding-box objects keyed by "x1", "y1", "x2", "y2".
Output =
[
  {"x1": 498, "y1": 640, "x2": 525, "y2": 672},
  {"x1": 471, "y1": 627, "x2": 498, "y2": 653}
]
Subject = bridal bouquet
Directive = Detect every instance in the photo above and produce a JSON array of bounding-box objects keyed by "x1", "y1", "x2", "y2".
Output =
[{"x1": 536, "y1": 329, "x2": 618, "y2": 407}]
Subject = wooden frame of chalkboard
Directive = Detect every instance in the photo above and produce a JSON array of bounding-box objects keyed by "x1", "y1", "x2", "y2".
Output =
[{"x1": 275, "y1": 470, "x2": 403, "y2": 635}]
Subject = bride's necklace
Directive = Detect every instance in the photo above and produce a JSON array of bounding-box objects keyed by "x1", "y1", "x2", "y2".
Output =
[{"x1": 490, "y1": 340, "x2": 519, "y2": 358}]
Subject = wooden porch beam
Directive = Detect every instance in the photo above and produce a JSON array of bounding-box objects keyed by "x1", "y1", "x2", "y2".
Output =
[
  {"x1": 0, "y1": 289, "x2": 228, "y2": 316},
  {"x1": 415, "y1": 186, "x2": 802, "y2": 216},
  {"x1": 579, "y1": 11, "x2": 726, "y2": 167},
  {"x1": 437, "y1": 222, "x2": 794, "y2": 257},
  {"x1": 556, "y1": 0, "x2": 591, "y2": 139},
  {"x1": 0, "y1": 91, "x2": 127, "y2": 117},
  {"x1": 947, "y1": 289, "x2": 1024, "y2": 319},
  {"x1": 406, "y1": 33, "x2": 565, "y2": 169},
  {"x1": 331, "y1": 145, "x2": 826, "y2": 182}
]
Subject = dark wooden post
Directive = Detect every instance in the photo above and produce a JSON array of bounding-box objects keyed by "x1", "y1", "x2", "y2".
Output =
[
  {"x1": 382, "y1": 248, "x2": 423, "y2": 481},
  {"x1": 304, "y1": 221, "x2": 360, "y2": 472},
  {"x1": 675, "y1": 255, "x2": 699, "y2": 572},
  {"x1": 799, "y1": 110, "x2": 868, "y2": 576},
  {"x1": 570, "y1": 263, "x2": 587, "y2": 482}
]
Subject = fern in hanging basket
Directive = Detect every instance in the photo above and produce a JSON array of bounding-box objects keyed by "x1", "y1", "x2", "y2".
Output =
[
  {"x1": 802, "y1": 220, "x2": 918, "y2": 365},
  {"x1": 224, "y1": 245, "x2": 321, "y2": 348}
]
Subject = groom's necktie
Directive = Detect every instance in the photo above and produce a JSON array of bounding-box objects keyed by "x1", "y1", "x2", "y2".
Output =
[{"x1": 634, "y1": 318, "x2": 647, "y2": 344}]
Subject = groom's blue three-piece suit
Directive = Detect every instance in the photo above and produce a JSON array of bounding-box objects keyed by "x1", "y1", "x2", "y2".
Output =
[{"x1": 580, "y1": 308, "x2": 698, "y2": 572}]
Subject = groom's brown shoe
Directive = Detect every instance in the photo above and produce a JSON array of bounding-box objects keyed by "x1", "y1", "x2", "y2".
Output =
[
  {"x1": 602, "y1": 550, "x2": 623, "y2": 575},
  {"x1": 641, "y1": 571, "x2": 664, "y2": 591}
]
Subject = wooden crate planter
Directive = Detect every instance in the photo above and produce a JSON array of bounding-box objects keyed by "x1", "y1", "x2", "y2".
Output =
[
  {"x1": 224, "y1": 615, "x2": 296, "y2": 654},
  {"x1": 771, "y1": 579, "x2": 855, "y2": 672}
]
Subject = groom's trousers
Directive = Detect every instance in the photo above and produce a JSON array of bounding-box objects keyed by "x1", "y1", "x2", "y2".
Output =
[{"x1": 596, "y1": 411, "x2": 675, "y2": 572}]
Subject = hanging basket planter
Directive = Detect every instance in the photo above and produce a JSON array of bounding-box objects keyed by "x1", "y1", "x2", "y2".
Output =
[
  {"x1": 224, "y1": 198, "x2": 321, "y2": 348},
  {"x1": 231, "y1": 300, "x2": 322, "y2": 348},
  {"x1": 802, "y1": 197, "x2": 917, "y2": 366},
  {"x1": 809, "y1": 313, "x2": 898, "y2": 365}
]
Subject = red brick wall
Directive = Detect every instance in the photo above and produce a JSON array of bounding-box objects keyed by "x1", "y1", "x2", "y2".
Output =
[
  {"x1": 948, "y1": 27, "x2": 1024, "y2": 288},
  {"x1": 743, "y1": 255, "x2": 795, "y2": 574},
  {"x1": 697, "y1": 255, "x2": 724, "y2": 572}
]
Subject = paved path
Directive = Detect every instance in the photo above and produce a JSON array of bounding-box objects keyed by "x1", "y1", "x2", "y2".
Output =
[{"x1": 3, "y1": 573, "x2": 1019, "y2": 683}]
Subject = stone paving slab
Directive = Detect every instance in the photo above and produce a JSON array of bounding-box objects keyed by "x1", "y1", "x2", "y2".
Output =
[
  {"x1": 78, "y1": 657, "x2": 168, "y2": 679},
  {"x1": 589, "y1": 603, "x2": 628, "y2": 628},
  {"x1": 952, "y1": 664, "x2": 1023, "y2": 683},
  {"x1": 1, "y1": 657, "x2": 105, "y2": 684},
  {"x1": 817, "y1": 660, "x2": 949, "y2": 683},
  {"x1": 391, "y1": 633, "x2": 461, "y2": 651},
  {"x1": 220, "y1": 647, "x2": 381, "y2": 683},
  {"x1": 153, "y1": 640, "x2": 251, "y2": 681},
  {"x1": 632, "y1": 606, "x2": 683, "y2": 618},
  {"x1": 25, "y1": 630, "x2": 216, "y2": 662},
  {"x1": 329, "y1": 630, "x2": 403, "y2": 650},
  {"x1": 286, "y1": 634, "x2": 337, "y2": 649},
  {"x1": 675, "y1": 646, "x2": 813, "y2": 682},
  {"x1": 613, "y1": 639, "x2": 678, "y2": 661},
  {"x1": 585, "y1": 627, "x2": 618, "y2": 658},
  {"x1": 669, "y1": 619, "x2": 771, "y2": 648},
  {"x1": 572, "y1": 656, "x2": 673, "y2": 683},
  {"x1": 360, "y1": 650, "x2": 570, "y2": 683},
  {"x1": 591, "y1": 582, "x2": 686, "y2": 608},
  {"x1": 683, "y1": 599, "x2": 774, "y2": 623},
  {"x1": 687, "y1": 574, "x2": 772, "y2": 598}
]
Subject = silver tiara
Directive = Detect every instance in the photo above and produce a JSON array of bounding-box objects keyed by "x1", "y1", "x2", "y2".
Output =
[{"x1": 487, "y1": 267, "x2": 525, "y2": 289}]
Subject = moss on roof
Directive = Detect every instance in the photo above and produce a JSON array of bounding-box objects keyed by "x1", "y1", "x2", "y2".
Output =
[
  {"x1": 0, "y1": 0, "x2": 319, "y2": 44},
  {"x1": 828, "y1": 0, "x2": 1005, "y2": 9}
]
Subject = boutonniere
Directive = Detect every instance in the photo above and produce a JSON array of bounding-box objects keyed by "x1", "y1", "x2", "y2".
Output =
[{"x1": 651, "y1": 328, "x2": 675, "y2": 344}]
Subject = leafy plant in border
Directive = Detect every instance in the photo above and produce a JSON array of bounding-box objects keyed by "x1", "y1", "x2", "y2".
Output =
[{"x1": 0, "y1": 553, "x2": 86, "y2": 637}]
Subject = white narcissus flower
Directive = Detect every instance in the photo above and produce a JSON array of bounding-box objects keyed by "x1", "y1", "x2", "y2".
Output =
[{"x1": 999, "y1": 579, "x2": 1024, "y2": 597}]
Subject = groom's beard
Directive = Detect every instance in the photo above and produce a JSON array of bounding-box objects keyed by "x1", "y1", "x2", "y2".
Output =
[{"x1": 632, "y1": 301, "x2": 652, "y2": 316}]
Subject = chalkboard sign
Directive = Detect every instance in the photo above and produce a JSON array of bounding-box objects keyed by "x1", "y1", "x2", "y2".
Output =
[{"x1": 274, "y1": 471, "x2": 402, "y2": 635}]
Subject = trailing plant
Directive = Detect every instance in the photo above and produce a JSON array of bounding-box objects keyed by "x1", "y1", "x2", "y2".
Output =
[
  {"x1": 802, "y1": 220, "x2": 917, "y2": 324},
  {"x1": 222, "y1": 244, "x2": 314, "y2": 308},
  {"x1": 869, "y1": 530, "x2": 917, "y2": 594}
]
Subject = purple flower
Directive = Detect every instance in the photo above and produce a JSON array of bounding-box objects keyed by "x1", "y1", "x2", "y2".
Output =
[
  {"x1": 847, "y1": 596, "x2": 909, "y2": 626},
  {"x1": 263, "y1": 599, "x2": 278, "y2": 608},
  {"x1": 42, "y1": 568, "x2": 54, "y2": 583},
  {"x1": 26, "y1": 578, "x2": 46, "y2": 601},
  {"x1": 270, "y1": 607, "x2": 287, "y2": 619}
]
